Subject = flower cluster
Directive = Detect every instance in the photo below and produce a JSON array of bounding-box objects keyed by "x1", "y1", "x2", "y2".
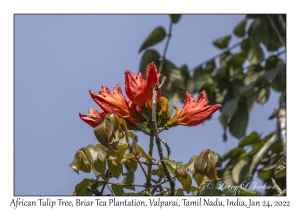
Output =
[{"x1": 79, "y1": 62, "x2": 222, "y2": 129}]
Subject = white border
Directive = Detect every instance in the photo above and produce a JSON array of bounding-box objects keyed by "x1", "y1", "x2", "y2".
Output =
[{"x1": 1, "y1": 0, "x2": 298, "y2": 209}]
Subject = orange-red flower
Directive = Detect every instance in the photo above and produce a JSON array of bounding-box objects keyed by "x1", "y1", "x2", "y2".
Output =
[
  {"x1": 124, "y1": 62, "x2": 161, "y2": 108},
  {"x1": 176, "y1": 91, "x2": 222, "y2": 126},
  {"x1": 89, "y1": 84, "x2": 137, "y2": 124},
  {"x1": 144, "y1": 62, "x2": 162, "y2": 106},
  {"x1": 125, "y1": 70, "x2": 145, "y2": 107},
  {"x1": 79, "y1": 108, "x2": 106, "y2": 127}
]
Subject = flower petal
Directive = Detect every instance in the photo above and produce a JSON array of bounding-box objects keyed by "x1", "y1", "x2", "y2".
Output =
[
  {"x1": 89, "y1": 84, "x2": 130, "y2": 118},
  {"x1": 176, "y1": 91, "x2": 222, "y2": 126},
  {"x1": 144, "y1": 62, "x2": 162, "y2": 105},
  {"x1": 79, "y1": 109, "x2": 106, "y2": 127},
  {"x1": 125, "y1": 70, "x2": 145, "y2": 107}
]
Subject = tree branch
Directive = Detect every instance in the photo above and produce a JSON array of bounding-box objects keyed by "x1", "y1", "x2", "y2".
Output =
[
  {"x1": 146, "y1": 134, "x2": 154, "y2": 188},
  {"x1": 158, "y1": 19, "x2": 173, "y2": 73},
  {"x1": 190, "y1": 39, "x2": 245, "y2": 73},
  {"x1": 266, "y1": 15, "x2": 286, "y2": 47},
  {"x1": 272, "y1": 178, "x2": 286, "y2": 196},
  {"x1": 278, "y1": 100, "x2": 286, "y2": 155},
  {"x1": 151, "y1": 76, "x2": 175, "y2": 195}
]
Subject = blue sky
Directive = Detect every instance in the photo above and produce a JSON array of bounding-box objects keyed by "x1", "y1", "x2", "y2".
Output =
[{"x1": 14, "y1": 14, "x2": 282, "y2": 195}]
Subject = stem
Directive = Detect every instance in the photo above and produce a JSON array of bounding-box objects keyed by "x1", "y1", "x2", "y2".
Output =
[
  {"x1": 272, "y1": 178, "x2": 286, "y2": 196},
  {"x1": 151, "y1": 79, "x2": 175, "y2": 196},
  {"x1": 158, "y1": 19, "x2": 173, "y2": 73},
  {"x1": 266, "y1": 15, "x2": 286, "y2": 47},
  {"x1": 190, "y1": 39, "x2": 245, "y2": 73},
  {"x1": 247, "y1": 132, "x2": 278, "y2": 181},
  {"x1": 107, "y1": 182, "x2": 146, "y2": 187},
  {"x1": 160, "y1": 138, "x2": 171, "y2": 159},
  {"x1": 120, "y1": 121, "x2": 149, "y2": 181},
  {"x1": 146, "y1": 134, "x2": 154, "y2": 189}
]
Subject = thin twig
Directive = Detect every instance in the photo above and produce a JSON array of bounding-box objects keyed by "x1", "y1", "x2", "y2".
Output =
[
  {"x1": 87, "y1": 186, "x2": 100, "y2": 196},
  {"x1": 128, "y1": 143, "x2": 149, "y2": 180},
  {"x1": 141, "y1": 161, "x2": 158, "y2": 165},
  {"x1": 151, "y1": 176, "x2": 177, "y2": 188},
  {"x1": 160, "y1": 138, "x2": 171, "y2": 159},
  {"x1": 261, "y1": 151, "x2": 284, "y2": 163},
  {"x1": 150, "y1": 177, "x2": 163, "y2": 195},
  {"x1": 107, "y1": 185, "x2": 114, "y2": 196},
  {"x1": 107, "y1": 182, "x2": 146, "y2": 187},
  {"x1": 120, "y1": 127, "x2": 149, "y2": 181},
  {"x1": 151, "y1": 78, "x2": 175, "y2": 196},
  {"x1": 158, "y1": 19, "x2": 173, "y2": 73},
  {"x1": 146, "y1": 134, "x2": 154, "y2": 188},
  {"x1": 189, "y1": 39, "x2": 245, "y2": 73},
  {"x1": 272, "y1": 178, "x2": 286, "y2": 196},
  {"x1": 278, "y1": 100, "x2": 286, "y2": 155},
  {"x1": 247, "y1": 132, "x2": 278, "y2": 181},
  {"x1": 266, "y1": 15, "x2": 286, "y2": 47}
]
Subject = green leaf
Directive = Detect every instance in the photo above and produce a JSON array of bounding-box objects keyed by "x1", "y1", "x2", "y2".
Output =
[
  {"x1": 205, "y1": 60, "x2": 217, "y2": 74},
  {"x1": 122, "y1": 191, "x2": 151, "y2": 196},
  {"x1": 218, "y1": 113, "x2": 228, "y2": 130},
  {"x1": 170, "y1": 14, "x2": 181, "y2": 23},
  {"x1": 193, "y1": 173, "x2": 205, "y2": 187},
  {"x1": 139, "y1": 49, "x2": 160, "y2": 77},
  {"x1": 137, "y1": 144, "x2": 155, "y2": 161},
  {"x1": 239, "y1": 132, "x2": 260, "y2": 147},
  {"x1": 229, "y1": 100, "x2": 248, "y2": 139},
  {"x1": 213, "y1": 35, "x2": 231, "y2": 49},
  {"x1": 247, "y1": 14, "x2": 265, "y2": 19},
  {"x1": 241, "y1": 39, "x2": 264, "y2": 64},
  {"x1": 234, "y1": 19, "x2": 247, "y2": 37},
  {"x1": 177, "y1": 156, "x2": 197, "y2": 178},
  {"x1": 248, "y1": 45, "x2": 264, "y2": 64},
  {"x1": 222, "y1": 159, "x2": 237, "y2": 195},
  {"x1": 107, "y1": 150, "x2": 123, "y2": 179},
  {"x1": 258, "y1": 168, "x2": 272, "y2": 180},
  {"x1": 126, "y1": 170, "x2": 134, "y2": 184},
  {"x1": 227, "y1": 53, "x2": 246, "y2": 69},
  {"x1": 221, "y1": 147, "x2": 243, "y2": 162},
  {"x1": 238, "y1": 187, "x2": 261, "y2": 196},
  {"x1": 122, "y1": 185, "x2": 135, "y2": 191},
  {"x1": 232, "y1": 158, "x2": 251, "y2": 185},
  {"x1": 256, "y1": 87, "x2": 270, "y2": 104},
  {"x1": 219, "y1": 51, "x2": 232, "y2": 67},
  {"x1": 176, "y1": 188, "x2": 185, "y2": 196},
  {"x1": 177, "y1": 174, "x2": 192, "y2": 194},
  {"x1": 82, "y1": 145, "x2": 106, "y2": 177},
  {"x1": 69, "y1": 151, "x2": 82, "y2": 174},
  {"x1": 160, "y1": 60, "x2": 191, "y2": 102},
  {"x1": 263, "y1": 63, "x2": 285, "y2": 81},
  {"x1": 111, "y1": 184, "x2": 124, "y2": 196},
  {"x1": 270, "y1": 66, "x2": 286, "y2": 92},
  {"x1": 116, "y1": 143, "x2": 129, "y2": 162},
  {"x1": 243, "y1": 64, "x2": 264, "y2": 85},
  {"x1": 248, "y1": 18, "x2": 282, "y2": 51},
  {"x1": 274, "y1": 155, "x2": 286, "y2": 178},
  {"x1": 164, "y1": 68, "x2": 188, "y2": 101},
  {"x1": 136, "y1": 123, "x2": 151, "y2": 135},
  {"x1": 192, "y1": 66, "x2": 214, "y2": 93},
  {"x1": 77, "y1": 149, "x2": 91, "y2": 173},
  {"x1": 73, "y1": 179, "x2": 103, "y2": 196},
  {"x1": 124, "y1": 159, "x2": 138, "y2": 171},
  {"x1": 205, "y1": 151, "x2": 220, "y2": 180},
  {"x1": 94, "y1": 114, "x2": 120, "y2": 151},
  {"x1": 221, "y1": 98, "x2": 238, "y2": 118},
  {"x1": 139, "y1": 26, "x2": 166, "y2": 53},
  {"x1": 194, "y1": 150, "x2": 209, "y2": 176}
]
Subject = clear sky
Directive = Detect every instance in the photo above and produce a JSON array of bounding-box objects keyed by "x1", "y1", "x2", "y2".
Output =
[{"x1": 14, "y1": 14, "x2": 281, "y2": 195}]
